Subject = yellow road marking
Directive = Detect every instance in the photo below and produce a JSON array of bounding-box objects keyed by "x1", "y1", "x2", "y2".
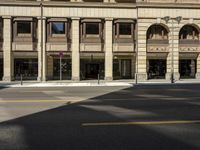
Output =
[
  {"x1": 0, "y1": 100, "x2": 72, "y2": 103},
  {"x1": 82, "y1": 120, "x2": 200, "y2": 126}
]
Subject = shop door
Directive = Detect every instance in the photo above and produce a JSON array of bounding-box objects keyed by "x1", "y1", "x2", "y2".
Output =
[
  {"x1": 148, "y1": 59, "x2": 166, "y2": 79},
  {"x1": 85, "y1": 63, "x2": 100, "y2": 79},
  {"x1": 121, "y1": 60, "x2": 131, "y2": 79},
  {"x1": 179, "y1": 60, "x2": 196, "y2": 78}
]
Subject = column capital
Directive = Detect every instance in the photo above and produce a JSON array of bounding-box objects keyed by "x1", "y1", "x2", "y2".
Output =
[
  {"x1": 2, "y1": 16, "x2": 11, "y2": 19},
  {"x1": 105, "y1": 18, "x2": 113, "y2": 21},
  {"x1": 37, "y1": 16, "x2": 46, "y2": 20},
  {"x1": 71, "y1": 17, "x2": 80, "y2": 20}
]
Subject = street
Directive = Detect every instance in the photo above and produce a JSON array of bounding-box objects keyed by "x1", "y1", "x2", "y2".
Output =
[{"x1": 0, "y1": 84, "x2": 200, "y2": 150}]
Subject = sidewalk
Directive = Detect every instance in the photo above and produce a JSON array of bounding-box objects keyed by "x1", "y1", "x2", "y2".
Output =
[{"x1": 1, "y1": 79, "x2": 200, "y2": 88}]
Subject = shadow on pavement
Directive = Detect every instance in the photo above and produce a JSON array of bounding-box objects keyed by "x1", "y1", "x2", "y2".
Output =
[{"x1": 0, "y1": 84, "x2": 200, "y2": 150}]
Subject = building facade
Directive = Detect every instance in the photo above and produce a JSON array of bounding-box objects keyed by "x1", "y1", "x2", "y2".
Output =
[{"x1": 0, "y1": 0, "x2": 200, "y2": 82}]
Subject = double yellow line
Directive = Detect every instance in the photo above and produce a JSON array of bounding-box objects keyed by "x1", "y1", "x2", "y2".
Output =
[{"x1": 82, "y1": 120, "x2": 200, "y2": 126}]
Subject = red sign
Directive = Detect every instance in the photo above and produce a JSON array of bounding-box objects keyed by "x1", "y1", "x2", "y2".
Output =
[{"x1": 59, "y1": 51, "x2": 64, "y2": 57}]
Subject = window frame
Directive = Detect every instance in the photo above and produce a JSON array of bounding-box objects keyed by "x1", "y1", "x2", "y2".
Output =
[
  {"x1": 115, "y1": 22, "x2": 134, "y2": 39},
  {"x1": 16, "y1": 21, "x2": 32, "y2": 37},
  {"x1": 50, "y1": 21, "x2": 67, "y2": 38},
  {"x1": 84, "y1": 22, "x2": 101, "y2": 38}
]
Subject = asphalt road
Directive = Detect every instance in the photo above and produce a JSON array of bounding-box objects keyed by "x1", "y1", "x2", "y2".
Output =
[{"x1": 0, "y1": 84, "x2": 200, "y2": 150}]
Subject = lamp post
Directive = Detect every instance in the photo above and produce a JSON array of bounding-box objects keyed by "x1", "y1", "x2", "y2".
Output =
[{"x1": 163, "y1": 16, "x2": 182, "y2": 84}]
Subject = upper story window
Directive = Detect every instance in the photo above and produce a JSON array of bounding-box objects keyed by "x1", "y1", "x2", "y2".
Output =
[
  {"x1": 17, "y1": 22, "x2": 31, "y2": 34},
  {"x1": 114, "y1": 20, "x2": 135, "y2": 40},
  {"x1": 147, "y1": 25, "x2": 168, "y2": 40},
  {"x1": 119, "y1": 23, "x2": 132, "y2": 35},
  {"x1": 85, "y1": 23, "x2": 99, "y2": 35},
  {"x1": 13, "y1": 17, "x2": 37, "y2": 42},
  {"x1": 179, "y1": 25, "x2": 199, "y2": 40},
  {"x1": 51, "y1": 22, "x2": 65, "y2": 34},
  {"x1": 47, "y1": 18, "x2": 69, "y2": 42},
  {"x1": 81, "y1": 19, "x2": 103, "y2": 41}
]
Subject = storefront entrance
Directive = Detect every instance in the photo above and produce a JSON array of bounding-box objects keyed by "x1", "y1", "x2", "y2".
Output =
[
  {"x1": 53, "y1": 59, "x2": 71, "y2": 80},
  {"x1": 113, "y1": 59, "x2": 132, "y2": 79},
  {"x1": 14, "y1": 59, "x2": 38, "y2": 80},
  {"x1": 0, "y1": 59, "x2": 3, "y2": 80},
  {"x1": 179, "y1": 59, "x2": 196, "y2": 79},
  {"x1": 80, "y1": 59, "x2": 104, "y2": 80},
  {"x1": 148, "y1": 59, "x2": 166, "y2": 79},
  {"x1": 85, "y1": 63, "x2": 100, "y2": 79}
]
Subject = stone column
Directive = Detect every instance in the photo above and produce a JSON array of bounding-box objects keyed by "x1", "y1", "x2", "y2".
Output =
[
  {"x1": 136, "y1": 19, "x2": 147, "y2": 81},
  {"x1": 3, "y1": 16, "x2": 12, "y2": 82},
  {"x1": 71, "y1": 0, "x2": 83, "y2": 2},
  {"x1": 104, "y1": 0, "x2": 115, "y2": 2},
  {"x1": 71, "y1": 18, "x2": 80, "y2": 81},
  {"x1": 196, "y1": 54, "x2": 200, "y2": 79},
  {"x1": 37, "y1": 17, "x2": 47, "y2": 82},
  {"x1": 105, "y1": 18, "x2": 113, "y2": 81}
]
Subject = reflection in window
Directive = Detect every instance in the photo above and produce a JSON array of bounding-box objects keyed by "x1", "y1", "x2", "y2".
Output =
[
  {"x1": 119, "y1": 23, "x2": 132, "y2": 35},
  {"x1": 147, "y1": 25, "x2": 168, "y2": 40},
  {"x1": 17, "y1": 22, "x2": 31, "y2": 34},
  {"x1": 52, "y1": 22, "x2": 65, "y2": 34},
  {"x1": 179, "y1": 26, "x2": 199, "y2": 40},
  {"x1": 86, "y1": 23, "x2": 99, "y2": 35}
]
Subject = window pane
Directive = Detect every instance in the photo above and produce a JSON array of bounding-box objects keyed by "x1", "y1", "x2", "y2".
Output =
[
  {"x1": 52, "y1": 22, "x2": 65, "y2": 34},
  {"x1": 119, "y1": 23, "x2": 132, "y2": 35},
  {"x1": 86, "y1": 23, "x2": 99, "y2": 35},
  {"x1": 17, "y1": 22, "x2": 31, "y2": 34}
]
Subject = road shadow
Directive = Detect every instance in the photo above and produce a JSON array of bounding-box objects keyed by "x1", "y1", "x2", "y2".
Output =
[{"x1": 0, "y1": 84, "x2": 200, "y2": 150}]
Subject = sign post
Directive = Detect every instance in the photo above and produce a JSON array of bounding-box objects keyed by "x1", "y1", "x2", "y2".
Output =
[{"x1": 59, "y1": 51, "x2": 64, "y2": 81}]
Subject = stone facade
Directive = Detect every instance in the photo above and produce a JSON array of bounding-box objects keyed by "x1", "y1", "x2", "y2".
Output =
[{"x1": 0, "y1": 0, "x2": 200, "y2": 81}]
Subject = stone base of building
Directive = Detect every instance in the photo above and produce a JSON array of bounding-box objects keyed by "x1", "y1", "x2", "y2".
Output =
[
  {"x1": 105, "y1": 77, "x2": 113, "y2": 81},
  {"x1": 72, "y1": 77, "x2": 80, "y2": 81},
  {"x1": 165, "y1": 73, "x2": 171, "y2": 81},
  {"x1": 135, "y1": 73, "x2": 147, "y2": 81},
  {"x1": 195, "y1": 73, "x2": 200, "y2": 79},
  {"x1": 174, "y1": 73, "x2": 180, "y2": 81},
  {"x1": 3, "y1": 76, "x2": 13, "y2": 82}
]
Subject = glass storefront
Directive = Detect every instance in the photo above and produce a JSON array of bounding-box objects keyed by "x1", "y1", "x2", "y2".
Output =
[
  {"x1": 14, "y1": 59, "x2": 38, "y2": 80},
  {"x1": 53, "y1": 59, "x2": 71, "y2": 80},
  {"x1": 179, "y1": 59, "x2": 196, "y2": 79},
  {"x1": 80, "y1": 59, "x2": 104, "y2": 80},
  {"x1": 148, "y1": 59, "x2": 166, "y2": 79},
  {"x1": 113, "y1": 59, "x2": 132, "y2": 79},
  {"x1": 0, "y1": 59, "x2": 3, "y2": 80}
]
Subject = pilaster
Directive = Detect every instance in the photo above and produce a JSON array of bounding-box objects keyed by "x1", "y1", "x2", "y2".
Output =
[
  {"x1": 105, "y1": 18, "x2": 113, "y2": 81},
  {"x1": 37, "y1": 17, "x2": 47, "y2": 82},
  {"x1": 3, "y1": 16, "x2": 13, "y2": 82},
  {"x1": 71, "y1": 17, "x2": 80, "y2": 81},
  {"x1": 136, "y1": 20, "x2": 147, "y2": 81}
]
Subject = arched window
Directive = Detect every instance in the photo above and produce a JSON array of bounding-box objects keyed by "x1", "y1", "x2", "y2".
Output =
[
  {"x1": 147, "y1": 25, "x2": 168, "y2": 40},
  {"x1": 179, "y1": 25, "x2": 199, "y2": 40}
]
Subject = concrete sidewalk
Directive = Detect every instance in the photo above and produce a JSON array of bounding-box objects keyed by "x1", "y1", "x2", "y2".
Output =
[{"x1": 0, "y1": 79, "x2": 200, "y2": 88}]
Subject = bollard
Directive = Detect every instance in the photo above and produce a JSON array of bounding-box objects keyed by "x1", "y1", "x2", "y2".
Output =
[
  {"x1": 20, "y1": 74, "x2": 23, "y2": 85},
  {"x1": 98, "y1": 74, "x2": 100, "y2": 85}
]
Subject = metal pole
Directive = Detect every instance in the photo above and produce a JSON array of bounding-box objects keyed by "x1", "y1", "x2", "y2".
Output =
[
  {"x1": 135, "y1": 8, "x2": 138, "y2": 85},
  {"x1": 171, "y1": 19, "x2": 174, "y2": 84},
  {"x1": 60, "y1": 56, "x2": 62, "y2": 81},
  {"x1": 20, "y1": 74, "x2": 23, "y2": 85}
]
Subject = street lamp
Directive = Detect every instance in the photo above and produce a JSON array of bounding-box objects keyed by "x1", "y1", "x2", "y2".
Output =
[{"x1": 163, "y1": 16, "x2": 182, "y2": 83}]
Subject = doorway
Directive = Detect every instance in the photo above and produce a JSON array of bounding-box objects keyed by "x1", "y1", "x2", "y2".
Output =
[
  {"x1": 85, "y1": 63, "x2": 100, "y2": 79},
  {"x1": 179, "y1": 59, "x2": 196, "y2": 79},
  {"x1": 148, "y1": 59, "x2": 166, "y2": 79}
]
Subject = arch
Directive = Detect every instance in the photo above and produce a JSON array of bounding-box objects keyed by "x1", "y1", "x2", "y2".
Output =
[
  {"x1": 179, "y1": 24, "x2": 200, "y2": 40},
  {"x1": 146, "y1": 24, "x2": 170, "y2": 40}
]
